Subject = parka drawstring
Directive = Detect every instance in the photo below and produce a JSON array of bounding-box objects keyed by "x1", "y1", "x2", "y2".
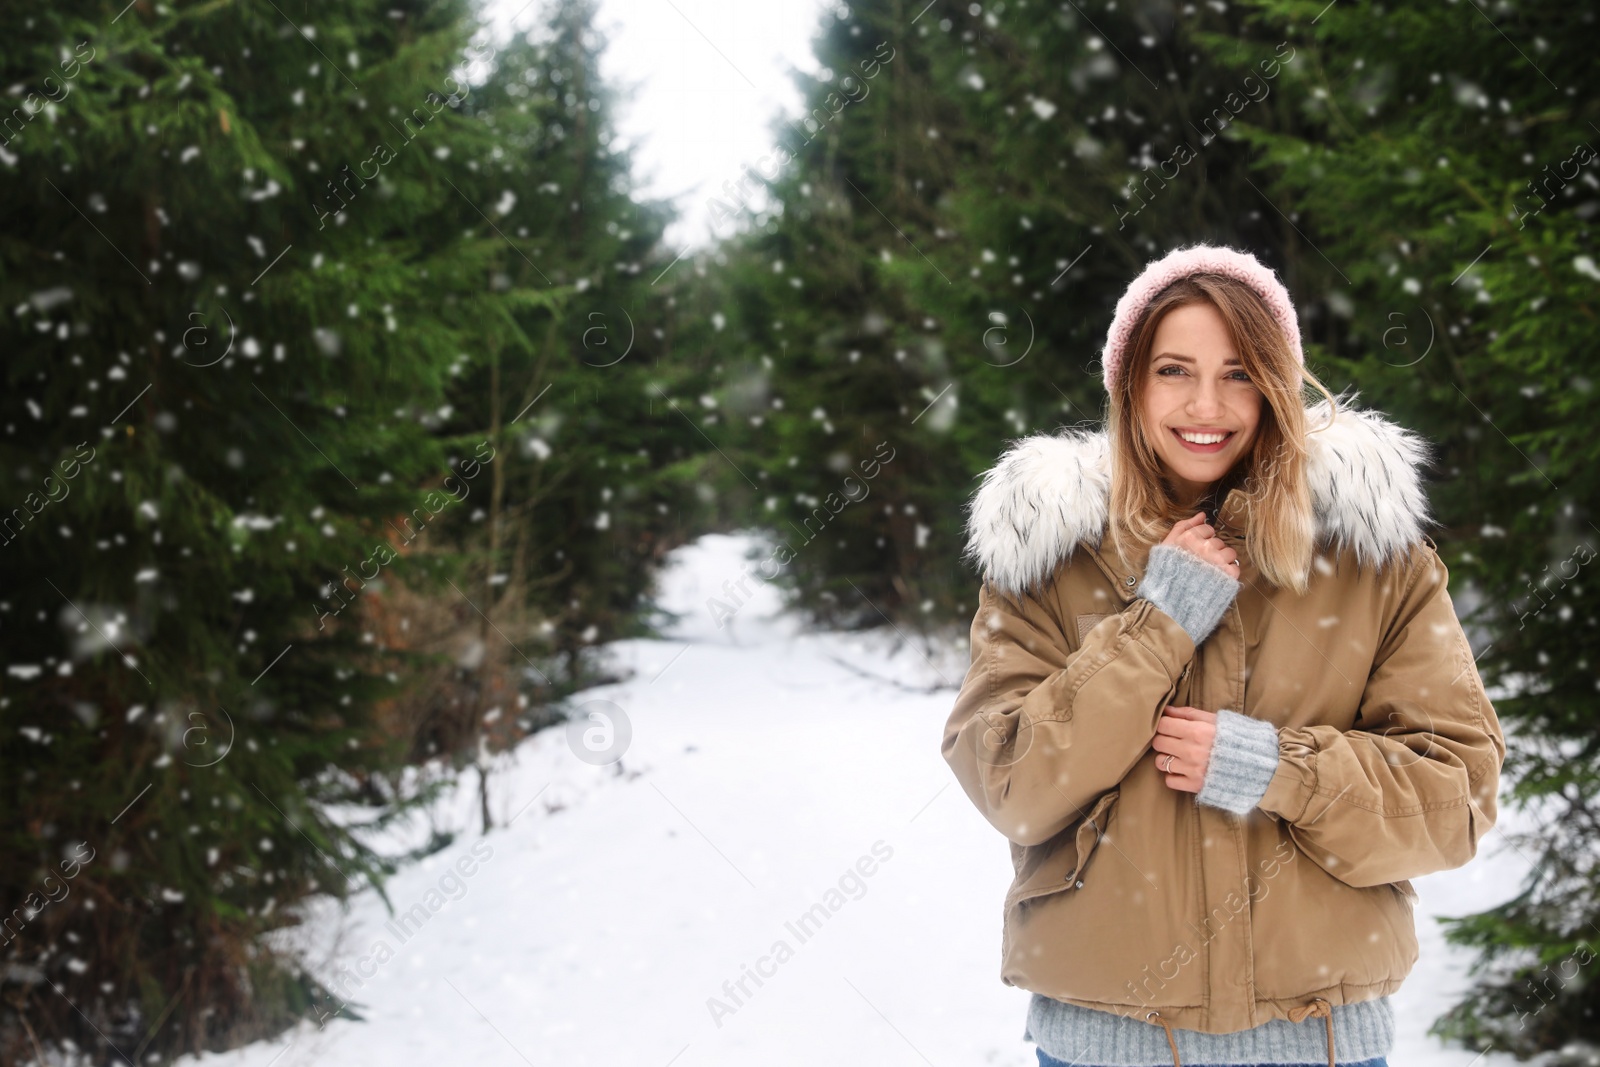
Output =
[
  {"x1": 1144, "y1": 1010, "x2": 1182, "y2": 1067},
  {"x1": 1145, "y1": 998, "x2": 1335, "y2": 1067},
  {"x1": 1285, "y1": 997, "x2": 1336, "y2": 1067}
]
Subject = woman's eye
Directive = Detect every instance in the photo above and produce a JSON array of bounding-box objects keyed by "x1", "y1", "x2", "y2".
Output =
[{"x1": 1155, "y1": 365, "x2": 1251, "y2": 383}]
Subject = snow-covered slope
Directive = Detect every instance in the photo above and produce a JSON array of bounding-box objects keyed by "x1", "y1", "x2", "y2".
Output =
[{"x1": 182, "y1": 531, "x2": 1534, "y2": 1067}]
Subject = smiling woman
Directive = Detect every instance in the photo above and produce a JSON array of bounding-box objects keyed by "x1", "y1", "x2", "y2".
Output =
[
  {"x1": 946, "y1": 242, "x2": 1506, "y2": 1067},
  {"x1": 1105, "y1": 255, "x2": 1328, "y2": 596},
  {"x1": 1141, "y1": 302, "x2": 1264, "y2": 509}
]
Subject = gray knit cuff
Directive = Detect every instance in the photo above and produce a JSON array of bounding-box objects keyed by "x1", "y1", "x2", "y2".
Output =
[
  {"x1": 1136, "y1": 543, "x2": 1240, "y2": 646},
  {"x1": 1197, "y1": 708, "x2": 1281, "y2": 815}
]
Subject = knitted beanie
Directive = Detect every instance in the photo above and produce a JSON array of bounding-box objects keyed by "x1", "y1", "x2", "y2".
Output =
[{"x1": 1099, "y1": 242, "x2": 1303, "y2": 394}]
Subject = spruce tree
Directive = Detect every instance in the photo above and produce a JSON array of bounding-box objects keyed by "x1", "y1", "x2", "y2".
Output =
[
  {"x1": 0, "y1": 0, "x2": 507, "y2": 1059},
  {"x1": 365, "y1": 0, "x2": 684, "y2": 830}
]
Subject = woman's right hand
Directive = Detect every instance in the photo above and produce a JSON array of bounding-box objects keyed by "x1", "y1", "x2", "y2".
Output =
[{"x1": 1164, "y1": 511, "x2": 1240, "y2": 574}]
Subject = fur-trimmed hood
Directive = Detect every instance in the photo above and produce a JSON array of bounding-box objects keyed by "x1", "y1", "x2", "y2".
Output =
[{"x1": 961, "y1": 394, "x2": 1438, "y2": 596}]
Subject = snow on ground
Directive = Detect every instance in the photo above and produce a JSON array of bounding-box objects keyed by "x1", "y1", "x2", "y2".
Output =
[{"x1": 182, "y1": 531, "x2": 1537, "y2": 1067}]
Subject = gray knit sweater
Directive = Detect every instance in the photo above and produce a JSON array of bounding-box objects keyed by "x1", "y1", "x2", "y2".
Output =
[
  {"x1": 1023, "y1": 995, "x2": 1396, "y2": 1066},
  {"x1": 1022, "y1": 543, "x2": 1396, "y2": 1065}
]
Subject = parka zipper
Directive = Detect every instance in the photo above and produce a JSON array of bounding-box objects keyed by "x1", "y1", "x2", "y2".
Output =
[{"x1": 1177, "y1": 655, "x2": 1195, "y2": 707}]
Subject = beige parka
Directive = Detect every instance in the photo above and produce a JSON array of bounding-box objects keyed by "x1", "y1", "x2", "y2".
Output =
[{"x1": 941, "y1": 398, "x2": 1507, "y2": 1062}]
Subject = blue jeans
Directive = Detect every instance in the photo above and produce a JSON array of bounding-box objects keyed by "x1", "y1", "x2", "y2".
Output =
[{"x1": 1037, "y1": 1052, "x2": 1387, "y2": 1067}]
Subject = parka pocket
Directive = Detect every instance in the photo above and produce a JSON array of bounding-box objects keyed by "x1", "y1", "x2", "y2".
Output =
[
  {"x1": 1065, "y1": 788, "x2": 1119, "y2": 888},
  {"x1": 1005, "y1": 788, "x2": 1120, "y2": 909}
]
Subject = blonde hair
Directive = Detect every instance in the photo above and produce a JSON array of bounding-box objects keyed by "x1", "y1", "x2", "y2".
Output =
[{"x1": 1104, "y1": 271, "x2": 1338, "y2": 595}]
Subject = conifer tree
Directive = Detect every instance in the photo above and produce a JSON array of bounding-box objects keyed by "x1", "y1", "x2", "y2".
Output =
[
  {"x1": 374, "y1": 0, "x2": 683, "y2": 830},
  {"x1": 0, "y1": 0, "x2": 515, "y2": 1059}
]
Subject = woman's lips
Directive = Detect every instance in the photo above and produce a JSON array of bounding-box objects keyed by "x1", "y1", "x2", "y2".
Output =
[{"x1": 1171, "y1": 428, "x2": 1235, "y2": 454}]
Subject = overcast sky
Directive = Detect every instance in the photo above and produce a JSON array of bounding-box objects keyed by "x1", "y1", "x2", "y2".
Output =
[{"x1": 485, "y1": 0, "x2": 829, "y2": 250}]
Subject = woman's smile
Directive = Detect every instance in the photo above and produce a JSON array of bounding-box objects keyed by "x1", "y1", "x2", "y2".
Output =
[{"x1": 1169, "y1": 426, "x2": 1237, "y2": 454}]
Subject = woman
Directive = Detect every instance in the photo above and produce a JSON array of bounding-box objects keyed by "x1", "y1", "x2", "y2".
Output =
[{"x1": 941, "y1": 243, "x2": 1506, "y2": 1067}]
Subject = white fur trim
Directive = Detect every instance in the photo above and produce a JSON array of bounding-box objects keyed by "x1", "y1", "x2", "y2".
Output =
[{"x1": 961, "y1": 394, "x2": 1436, "y2": 596}]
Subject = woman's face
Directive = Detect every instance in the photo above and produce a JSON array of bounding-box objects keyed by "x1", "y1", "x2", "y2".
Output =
[{"x1": 1139, "y1": 301, "x2": 1263, "y2": 509}]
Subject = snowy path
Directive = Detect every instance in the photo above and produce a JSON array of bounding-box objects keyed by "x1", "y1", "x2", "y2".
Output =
[{"x1": 184, "y1": 532, "x2": 1535, "y2": 1067}]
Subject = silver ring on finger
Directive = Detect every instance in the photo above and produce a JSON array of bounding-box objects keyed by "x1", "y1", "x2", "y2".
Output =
[{"x1": 1161, "y1": 753, "x2": 1176, "y2": 774}]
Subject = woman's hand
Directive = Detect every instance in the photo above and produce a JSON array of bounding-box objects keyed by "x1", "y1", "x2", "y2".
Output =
[
  {"x1": 1164, "y1": 511, "x2": 1240, "y2": 574},
  {"x1": 1152, "y1": 706, "x2": 1217, "y2": 793}
]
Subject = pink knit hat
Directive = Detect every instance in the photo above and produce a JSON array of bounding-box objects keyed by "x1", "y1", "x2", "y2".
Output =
[{"x1": 1099, "y1": 242, "x2": 1303, "y2": 394}]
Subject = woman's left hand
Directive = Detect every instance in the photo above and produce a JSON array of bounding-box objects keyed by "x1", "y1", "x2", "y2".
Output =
[{"x1": 1152, "y1": 706, "x2": 1217, "y2": 793}]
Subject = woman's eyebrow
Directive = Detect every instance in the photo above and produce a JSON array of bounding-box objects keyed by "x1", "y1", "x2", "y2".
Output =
[{"x1": 1153, "y1": 352, "x2": 1244, "y2": 365}]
